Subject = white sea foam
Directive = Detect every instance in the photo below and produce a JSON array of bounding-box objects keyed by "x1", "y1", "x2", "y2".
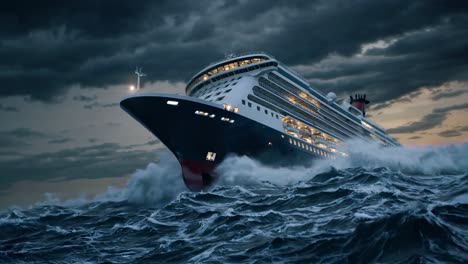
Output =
[
  {"x1": 34, "y1": 151, "x2": 185, "y2": 207},
  {"x1": 30, "y1": 140, "x2": 468, "y2": 208},
  {"x1": 123, "y1": 151, "x2": 185, "y2": 205},
  {"x1": 215, "y1": 140, "x2": 468, "y2": 187}
]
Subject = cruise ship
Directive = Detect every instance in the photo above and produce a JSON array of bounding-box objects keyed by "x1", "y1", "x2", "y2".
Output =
[{"x1": 120, "y1": 53, "x2": 399, "y2": 191}]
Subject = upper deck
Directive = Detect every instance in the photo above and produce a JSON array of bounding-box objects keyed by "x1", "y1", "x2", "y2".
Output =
[{"x1": 186, "y1": 53, "x2": 275, "y2": 95}]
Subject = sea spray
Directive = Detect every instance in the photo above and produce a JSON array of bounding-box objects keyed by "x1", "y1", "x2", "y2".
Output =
[
  {"x1": 125, "y1": 151, "x2": 185, "y2": 205},
  {"x1": 31, "y1": 150, "x2": 185, "y2": 208},
  {"x1": 216, "y1": 140, "x2": 468, "y2": 189}
]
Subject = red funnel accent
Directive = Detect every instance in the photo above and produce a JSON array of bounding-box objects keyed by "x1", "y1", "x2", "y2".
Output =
[
  {"x1": 350, "y1": 94, "x2": 370, "y2": 116},
  {"x1": 351, "y1": 101, "x2": 365, "y2": 114},
  {"x1": 180, "y1": 159, "x2": 218, "y2": 191}
]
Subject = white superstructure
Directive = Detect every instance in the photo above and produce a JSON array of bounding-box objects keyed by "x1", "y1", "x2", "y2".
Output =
[{"x1": 185, "y1": 53, "x2": 399, "y2": 157}]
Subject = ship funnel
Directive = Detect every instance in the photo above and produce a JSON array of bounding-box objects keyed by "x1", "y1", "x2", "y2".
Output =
[{"x1": 350, "y1": 93, "x2": 370, "y2": 116}]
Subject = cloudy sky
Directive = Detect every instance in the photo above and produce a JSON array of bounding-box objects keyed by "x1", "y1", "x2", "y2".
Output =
[{"x1": 1, "y1": 0, "x2": 468, "y2": 207}]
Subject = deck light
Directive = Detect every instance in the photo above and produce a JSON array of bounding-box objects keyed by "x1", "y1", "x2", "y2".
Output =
[{"x1": 167, "y1": 100, "x2": 179, "y2": 106}]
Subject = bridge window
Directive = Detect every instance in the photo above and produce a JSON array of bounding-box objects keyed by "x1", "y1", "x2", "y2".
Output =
[{"x1": 187, "y1": 58, "x2": 278, "y2": 95}]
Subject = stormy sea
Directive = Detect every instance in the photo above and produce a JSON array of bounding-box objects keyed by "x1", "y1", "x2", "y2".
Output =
[{"x1": 1, "y1": 141, "x2": 467, "y2": 263}]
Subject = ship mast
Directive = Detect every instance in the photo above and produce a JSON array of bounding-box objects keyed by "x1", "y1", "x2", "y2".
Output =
[{"x1": 134, "y1": 67, "x2": 146, "y2": 92}]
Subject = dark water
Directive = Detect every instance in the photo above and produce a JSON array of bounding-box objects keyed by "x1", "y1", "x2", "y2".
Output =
[{"x1": 1, "y1": 142, "x2": 468, "y2": 263}]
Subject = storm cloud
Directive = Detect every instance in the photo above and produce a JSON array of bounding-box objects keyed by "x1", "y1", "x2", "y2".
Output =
[
  {"x1": 1, "y1": 0, "x2": 467, "y2": 104},
  {"x1": 387, "y1": 103, "x2": 468, "y2": 134},
  {"x1": 0, "y1": 104, "x2": 18, "y2": 112}
]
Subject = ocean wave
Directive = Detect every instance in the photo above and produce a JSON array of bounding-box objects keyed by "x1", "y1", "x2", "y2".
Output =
[{"x1": 1, "y1": 142, "x2": 467, "y2": 262}]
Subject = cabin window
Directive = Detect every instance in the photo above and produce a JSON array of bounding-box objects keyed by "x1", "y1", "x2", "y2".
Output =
[
  {"x1": 206, "y1": 152, "x2": 216, "y2": 161},
  {"x1": 242, "y1": 100, "x2": 246, "y2": 105}
]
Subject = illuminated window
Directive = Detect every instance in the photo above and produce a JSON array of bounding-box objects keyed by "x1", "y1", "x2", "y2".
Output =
[
  {"x1": 167, "y1": 100, "x2": 179, "y2": 106},
  {"x1": 289, "y1": 138, "x2": 292, "y2": 144},
  {"x1": 187, "y1": 56, "x2": 269, "y2": 94},
  {"x1": 206, "y1": 152, "x2": 216, "y2": 161}
]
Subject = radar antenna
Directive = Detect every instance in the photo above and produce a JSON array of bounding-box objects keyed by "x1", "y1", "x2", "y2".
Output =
[{"x1": 134, "y1": 67, "x2": 146, "y2": 91}]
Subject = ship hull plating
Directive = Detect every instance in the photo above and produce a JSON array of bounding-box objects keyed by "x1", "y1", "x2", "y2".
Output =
[{"x1": 121, "y1": 94, "x2": 321, "y2": 191}]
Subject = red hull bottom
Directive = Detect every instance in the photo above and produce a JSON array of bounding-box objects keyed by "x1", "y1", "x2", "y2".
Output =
[{"x1": 180, "y1": 159, "x2": 218, "y2": 191}]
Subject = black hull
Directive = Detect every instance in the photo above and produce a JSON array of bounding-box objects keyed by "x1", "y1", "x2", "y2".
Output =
[{"x1": 120, "y1": 94, "x2": 323, "y2": 191}]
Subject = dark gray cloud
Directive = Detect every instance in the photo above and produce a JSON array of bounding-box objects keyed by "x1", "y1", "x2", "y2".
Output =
[
  {"x1": 387, "y1": 102, "x2": 468, "y2": 134},
  {"x1": 0, "y1": 104, "x2": 18, "y2": 112},
  {"x1": 0, "y1": 128, "x2": 46, "y2": 139},
  {"x1": 0, "y1": 0, "x2": 467, "y2": 103},
  {"x1": 371, "y1": 90, "x2": 422, "y2": 111},
  {"x1": 408, "y1": 136, "x2": 422, "y2": 140},
  {"x1": 292, "y1": 9, "x2": 468, "y2": 103},
  {"x1": 431, "y1": 89, "x2": 468, "y2": 101},
  {"x1": 72, "y1": 95, "x2": 97, "y2": 102},
  {"x1": 83, "y1": 102, "x2": 119, "y2": 109},
  {"x1": 435, "y1": 124, "x2": 468, "y2": 138},
  {"x1": 0, "y1": 128, "x2": 46, "y2": 148},
  {"x1": 88, "y1": 138, "x2": 98, "y2": 143},
  {"x1": 48, "y1": 138, "x2": 72, "y2": 144},
  {"x1": 0, "y1": 143, "x2": 162, "y2": 190},
  {"x1": 438, "y1": 130, "x2": 461, "y2": 138}
]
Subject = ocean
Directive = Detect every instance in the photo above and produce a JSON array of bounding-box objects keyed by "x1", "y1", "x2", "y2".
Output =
[{"x1": 1, "y1": 141, "x2": 467, "y2": 263}]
